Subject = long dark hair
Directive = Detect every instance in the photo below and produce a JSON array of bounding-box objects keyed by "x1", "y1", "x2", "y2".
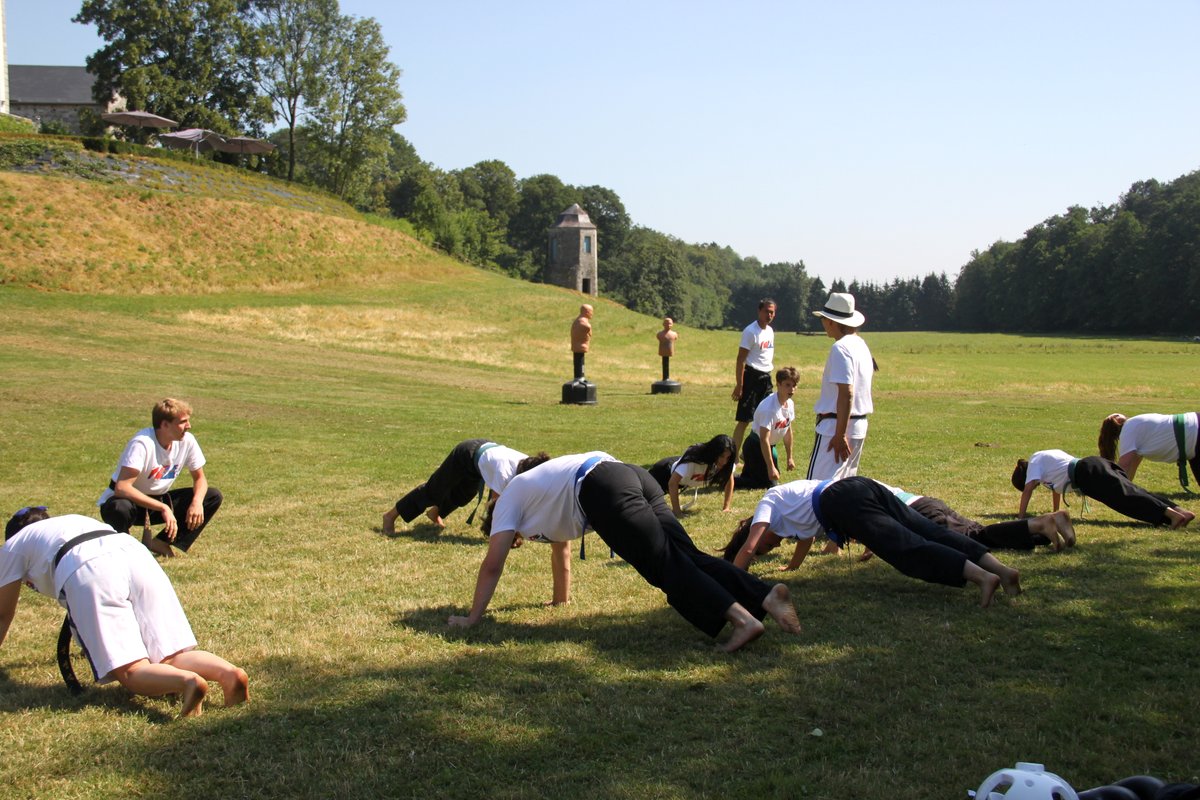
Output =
[
  {"x1": 1011, "y1": 459, "x2": 1029, "y2": 491},
  {"x1": 679, "y1": 434, "x2": 736, "y2": 487},
  {"x1": 1098, "y1": 415, "x2": 1124, "y2": 462},
  {"x1": 719, "y1": 517, "x2": 755, "y2": 562},
  {"x1": 481, "y1": 452, "x2": 551, "y2": 536}
]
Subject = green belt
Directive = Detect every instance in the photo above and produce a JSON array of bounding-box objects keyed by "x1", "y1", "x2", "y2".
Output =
[{"x1": 1172, "y1": 414, "x2": 1192, "y2": 492}]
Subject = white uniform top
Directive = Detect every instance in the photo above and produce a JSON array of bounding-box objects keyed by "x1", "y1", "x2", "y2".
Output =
[
  {"x1": 751, "y1": 480, "x2": 827, "y2": 541},
  {"x1": 739, "y1": 320, "x2": 775, "y2": 373},
  {"x1": 477, "y1": 444, "x2": 528, "y2": 494},
  {"x1": 97, "y1": 428, "x2": 206, "y2": 505},
  {"x1": 814, "y1": 333, "x2": 874, "y2": 438},
  {"x1": 1027, "y1": 449, "x2": 1080, "y2": 494},
  {"x1": 0, "y1": 514, "x2": 133, "y2": 597},
  {"x1": 671, "y1": 460, "x2": 714, "y2": 489},
  {"x1": 489, "y1": 452, "x2": 615, "y2": 543},
  {"x1": 753, "y1": 393, "x2": 795, "y2": 445},
  {"x1": 1119, "y1": 413, "x2": 1198, "y2": 462}
]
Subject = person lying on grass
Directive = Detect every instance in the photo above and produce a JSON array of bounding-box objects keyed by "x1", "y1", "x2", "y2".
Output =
[
  {"x1": 646, "y1": 434, "x2": 737, "y2": 514},
  {"x1": 448, "y1": 452, "x2": 802, "y2": 652},
  {"x1": 0, "y1": 506, "x2": 248, "y2": 718},
  {"x1": 721, "y1": 477, "x2": 1022, "y2": 608},
  {"x1": 383, "y1": 439, "x2": 528, "y2": 534},
  {"x1": 1013, "y1": 450, "x2": 1195, "y2": 529}
]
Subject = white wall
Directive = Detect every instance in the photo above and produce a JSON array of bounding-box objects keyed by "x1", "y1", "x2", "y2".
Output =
[{"x1": 0, "y1": 0, "x2": 9, "y2": 113}]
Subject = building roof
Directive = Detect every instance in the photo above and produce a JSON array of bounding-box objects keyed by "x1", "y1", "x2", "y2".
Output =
[
  {"x1": 552, "y1": 203, "x2": 596, "y2": 229},
  {"x1": 8, "y1": 65, "x2": 97, "y2": 104}
]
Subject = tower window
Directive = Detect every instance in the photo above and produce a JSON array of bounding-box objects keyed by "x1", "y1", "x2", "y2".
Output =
[{"x1": 583, "y1": 236, "x2": 592, "y2": 254}]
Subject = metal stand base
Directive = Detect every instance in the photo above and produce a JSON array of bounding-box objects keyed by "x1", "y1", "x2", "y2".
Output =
[
  {"x1": 651, "y1": 380, "x2": 682, "y2": 395},
  {"x1": 562, "y1": 379, "x2": 598, "y2": 405}
]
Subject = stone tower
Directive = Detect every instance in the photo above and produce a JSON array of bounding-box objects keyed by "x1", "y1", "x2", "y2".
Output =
[{"x1": 546, "y1": 203, "x2": 598, "y2": 296}]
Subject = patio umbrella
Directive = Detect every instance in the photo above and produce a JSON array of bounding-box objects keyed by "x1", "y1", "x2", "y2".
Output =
[
  {"x1": 213, "y1": 136, "x2": 276, "y2": 155},
  {"x1": 100, "y1": 110, "x2": 178, "y2": 129},
  {"x1": 157, "y1": 128, "x2": 227, "y2": 157}
]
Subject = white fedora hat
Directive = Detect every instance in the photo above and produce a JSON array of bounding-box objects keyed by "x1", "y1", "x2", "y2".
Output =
[{"x1": 813, "y1": 292, "x2": 865, "y2": 327}]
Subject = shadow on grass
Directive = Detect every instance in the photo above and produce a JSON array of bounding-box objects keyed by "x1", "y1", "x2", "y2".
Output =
[
  {"x1": 377, "y1": 523, "x2": 483, "y2": 545},
  {"x1": 11, "y1": 543, "x2": 1200, "y2": 799}
]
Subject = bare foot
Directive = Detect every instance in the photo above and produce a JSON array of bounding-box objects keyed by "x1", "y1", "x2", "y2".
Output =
[
  {"x1": 1168, "y1": 508, "x2": 1195, "y2": 529},
  {"x1": 978, "y1": 573, "x2": 1000, "y2": 608},
  {"x1": 222, "y1": 668, "x2": 250, "y2": 707},
  {"x1": 1000, "y1": 567, "x2": 1022, "y2": 598},
  {"x1": 1055, "y1": 511, "x2": 1076, "y2": 547},
  {"x1": 382, "y1": 509, "x2": 398, "y2": 536},
  {"x1": 425, "y1": 507, "x2": 445, "y2": 528},
  {"x1": 857, "y1": 548, "x2": 874, "y2": 563},
  {"x1": 180, "y1": 677, "x2": 208, "y2": 718},
  {"x1": 821, "y1": 541, "x2": 841, "y2": 555},
  {"x1": 721, "y1": 617, "x2": 765, "y2": 652},
  {"x1": 762, "y1": 584, "x2": 802, "y2": 635}
]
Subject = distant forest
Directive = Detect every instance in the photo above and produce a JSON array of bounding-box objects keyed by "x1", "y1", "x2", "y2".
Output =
[
  {"x1": 392, "y1": 153, "x2": 1200, "y2": 335},
  {"x1": 73, "y1": 0, "x2": 1197, "y2": 334}
]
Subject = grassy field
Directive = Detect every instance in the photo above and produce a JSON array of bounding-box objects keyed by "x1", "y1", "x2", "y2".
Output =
[{"x1": 1, "y1": 160, "x2": 1199, "y2": 798}]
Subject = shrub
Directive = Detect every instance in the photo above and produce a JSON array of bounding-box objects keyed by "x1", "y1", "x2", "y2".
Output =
[{"x1": 0, "y1": 114, "x2": 37, "y2": 134}]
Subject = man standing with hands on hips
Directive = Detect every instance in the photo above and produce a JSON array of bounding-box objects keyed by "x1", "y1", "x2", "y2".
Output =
[
  {"x1": 731, "y1": 298, "x2": 777, "y2": 459},
  {"x1": 807, "y1": 292, "x2": 874, "y2": 482}
]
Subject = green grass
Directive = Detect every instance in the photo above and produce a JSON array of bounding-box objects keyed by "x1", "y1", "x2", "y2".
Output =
[
  {"x1": 2, "y1": 281, "x2": 1199, "y2": 799},
  {"x1": 2, "y1": 160, "x2": 1199, "y2": 798}
]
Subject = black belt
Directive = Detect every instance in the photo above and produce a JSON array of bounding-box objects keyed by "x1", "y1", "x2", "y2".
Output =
[
  {"x1": 54, "y1": 528, "x2": 120, "y2": 695},
  {"x1": 816, "y1": 413, "x2": 868, "y2": 422}
]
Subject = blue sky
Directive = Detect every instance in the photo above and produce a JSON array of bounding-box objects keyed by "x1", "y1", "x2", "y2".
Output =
[{"x1": 7, "y1": 1, "x2": 1200, "y2": 286}]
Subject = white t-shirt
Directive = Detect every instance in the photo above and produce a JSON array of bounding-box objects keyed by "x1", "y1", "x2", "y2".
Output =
[
  {"x1": 739, "y1": 321, "x2": 775, "y2": 373},
  {"x1": 97, "y1": 428, "x2": 206, "y2": 505},
  {"x1": 1119, "y1": 413, "x2": 1198, "y2": 462},
  {"x1": 0, "y1": 514, "x2": 136, "y2": 597},
  {"x1": 672, "y1": 460, "x2": 713, "y2": 489},
  {"x1": 489, "y1": 452, "x2": 614, "y2": 543},
  {"x1": 753, "y1": 393, "x2": 795, "y2": 445},
  {"x1": 814, "y1": 333, "x2": 874, "y2": 438},
  {"x1": 478, "y1": 444, "x2": 528, "y2": 494},
  {"x1": 1026, "y1": 450, "x2": 1079, "y2": 494},
  {"x1": 750, "y1": 480, "x2": 827, "y2": 541}
]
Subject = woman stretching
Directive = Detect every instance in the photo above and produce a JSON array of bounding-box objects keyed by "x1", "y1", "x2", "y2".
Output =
[
  {"x1": 647, "y1": 434, "x2": 737, "y2": 514},
  {"x1": 1012, "y1": 449, "x2": 1195, "y2": 528},
  {"x1": 722, "y1": 477, "x2": 1022, "y2": 608},
  {"x1": 448, "y1": 452, "x2": 802, "y2": 652},
  {"x1": 1098, "y1": 412, "x2": 1200, "y2": 488}
]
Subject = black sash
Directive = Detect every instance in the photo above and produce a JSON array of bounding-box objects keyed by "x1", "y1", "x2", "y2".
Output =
[{"x1": 54, "y1": 529, "x2": 120, "y2": 695}]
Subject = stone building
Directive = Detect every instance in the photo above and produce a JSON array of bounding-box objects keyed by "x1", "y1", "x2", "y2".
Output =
[
  {"x1": 7, "y1": 65, "x2": 119, "y2": 132},
  {"x1": 546, "y1": 203, "x2": 598, "y2": 296}
]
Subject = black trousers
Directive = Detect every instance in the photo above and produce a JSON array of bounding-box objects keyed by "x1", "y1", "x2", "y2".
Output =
[
  {"x1": 738, "y1": 432, "x2": 777, "y2": 490},
  {"x1": 573, "y1": 352, "x2": 586, "y2": 380},
  {"x1": 395, "y1": 439, "x2": 488, "y2": 523},
  {"x1": 909, "y1": 496, "x2": 1048, "y2": 551},
  {"x1": 1073, "y1": 456, "x2": 1175, "y2": 525},
  {"x1": 647, "y1": 457, "x2": 676, "y2": 492},
  {"x1": 822, "y1": 478, "x2": 989, "y2": 587},
  {"x1": 578, "y1": 462, "x2": 772, "y2": 638},
  {"x1": 99, "y1": 486, "x2": 222, "y2": 552},
  {"x1": 735, "y1": 367, "x2": 772, "y2": 422}
]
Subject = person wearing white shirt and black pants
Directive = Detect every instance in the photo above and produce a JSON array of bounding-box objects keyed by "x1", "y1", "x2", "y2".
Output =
[{"x1": 449, "y1": 452, "x2": 802, "y2": 652}]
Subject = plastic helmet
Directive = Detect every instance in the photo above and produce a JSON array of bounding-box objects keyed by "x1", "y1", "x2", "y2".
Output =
[{"x1": 976, "y1": 762, "x2": 1080, "y2": 800}]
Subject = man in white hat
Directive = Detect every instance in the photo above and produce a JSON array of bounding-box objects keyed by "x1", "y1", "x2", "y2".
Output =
[{"x1": 806, "y1": 292, "x2": 874, "y2": 485}]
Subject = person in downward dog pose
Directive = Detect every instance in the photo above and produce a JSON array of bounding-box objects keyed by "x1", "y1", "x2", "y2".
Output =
[
  {"x1": 1013, "y1": 449, "x2": 1195, "y2": 529},
  {"x1": 449, "y1": 452, "x2": 803, "y2": 652},
  {"x1": 383, "y1": 439, "x2": 527, "y2": 534},
  {"x1": 722, "y1": 477, "x2": 1022, "y2": 608}
]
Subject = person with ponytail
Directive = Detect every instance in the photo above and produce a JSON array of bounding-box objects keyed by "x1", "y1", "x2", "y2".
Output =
[{"x1": 1099, "y1": 412, "x2": 1200, "y2": 489}]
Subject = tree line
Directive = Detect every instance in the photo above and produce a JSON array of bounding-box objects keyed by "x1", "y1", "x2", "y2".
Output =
[{"x1": 76, "y1": 2, "x2": 1199, "y2": 334}]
